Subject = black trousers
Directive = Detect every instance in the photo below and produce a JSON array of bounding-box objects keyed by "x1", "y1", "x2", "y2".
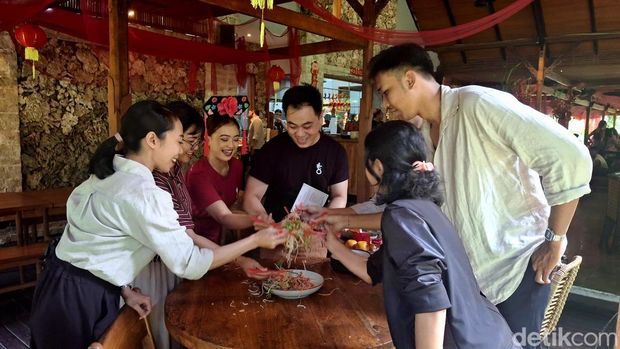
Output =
[
  {"x1": 29, "y1": 252, "x2": 121, "y2": 349},
  {"x1": 496, "y1": 259, "x2": 551, "y2": 349}
]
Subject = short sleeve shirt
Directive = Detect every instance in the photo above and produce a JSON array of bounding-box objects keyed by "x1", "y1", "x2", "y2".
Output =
[
  {"x1": 186, "y1": 157, "x2": 243, "y2": 242},
  {"x1": 249, "y1": 133, "x2": 348, "y2": 221}
]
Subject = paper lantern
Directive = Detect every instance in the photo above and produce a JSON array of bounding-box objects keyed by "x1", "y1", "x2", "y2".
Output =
[
  {"x1": 267, "y1": 65, "x2": 285, "y2": 91},
  {"x1": 14, "y1": 24, "x2": 47, "y2": 78}
]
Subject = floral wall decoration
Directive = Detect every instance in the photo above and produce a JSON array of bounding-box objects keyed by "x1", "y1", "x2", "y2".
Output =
[{"x1": 18, "y1": 36, "x2": 205, "y2": 190}]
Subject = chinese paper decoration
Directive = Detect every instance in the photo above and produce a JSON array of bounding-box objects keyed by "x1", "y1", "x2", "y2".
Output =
[
  {"x1": 203, "y1": 96, "x2": 251, "y2": 155},
  {"x1": 14, "y1": 24, "x2": 47, "y2": 78},
  {"x1": 267, "y1": 64, "x2": 285, "y2": 92},
  {"x1": 310, "y1": 61, "x2": 319, "y2": 88},
  {"x1": 250, "y1": 0, "x2": 273, "y2": 47}
]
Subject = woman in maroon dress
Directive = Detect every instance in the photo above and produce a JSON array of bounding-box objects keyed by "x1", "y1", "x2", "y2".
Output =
[{"x1": 186, "y1": 111, "x2": 256, "y2": 243}]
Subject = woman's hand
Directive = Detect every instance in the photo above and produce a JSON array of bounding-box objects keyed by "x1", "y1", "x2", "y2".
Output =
[
  {"x1": 314, "y1": 214, "x2": 350, "y2": 233},
  {"x1": 253, "y1": 214, "x2": 274, "y2": 230},
  {"x1": 121, "y1": 287, "x2": 152, "y2": 319},
  {"x1": 300, "y1": 205, "x2": 327, "y2": 220},
  {"x1": 236, "y1": 256, "x2": 269, "y2": 279},
  {"x1": 253, "y1": 226, "x2": 287, "y2": 249}
]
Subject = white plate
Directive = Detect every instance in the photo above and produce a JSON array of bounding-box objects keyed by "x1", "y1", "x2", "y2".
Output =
[{"x1": 264, "y1": 269, "x2": 324, "y2": 300}]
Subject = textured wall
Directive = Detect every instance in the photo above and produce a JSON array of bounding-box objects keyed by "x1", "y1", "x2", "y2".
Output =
[
  {"x1": 17, "y1": 36, "x2": 205, "y2": 190},
  {"x1": 0, "y1": 32, "x2": 22, "y2": 192}
]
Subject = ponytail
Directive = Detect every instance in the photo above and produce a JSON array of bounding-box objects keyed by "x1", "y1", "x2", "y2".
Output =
[
  {"x1": 88, "y1": 136, "x2": 121, "y2": 179},
  {"x1": 88, "y1": 100, "x2": 177, "y2": 179}
]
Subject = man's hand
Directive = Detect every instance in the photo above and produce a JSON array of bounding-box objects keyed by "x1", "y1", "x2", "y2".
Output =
[
  {"x1": 531, "y1": 239, "x2": 567, "y2": 284},
  {"x1": 121, "y1": 287, "x2": 152, "y2": 319}
]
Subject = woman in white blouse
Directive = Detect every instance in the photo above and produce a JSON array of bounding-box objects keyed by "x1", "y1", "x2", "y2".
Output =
[{"x1": 29, "y1": 100, "x2": 286, "y2": 349}]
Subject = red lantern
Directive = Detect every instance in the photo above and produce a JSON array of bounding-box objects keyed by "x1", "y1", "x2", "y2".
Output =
[
  {"x1": 14, "y1": 24, "x2": 47, "y2": 78},
  {"x1": 267, "y1": 64, "x2": 285, "y2": 91}
]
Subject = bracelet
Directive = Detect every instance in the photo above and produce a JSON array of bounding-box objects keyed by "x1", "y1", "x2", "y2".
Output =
[{"x1": 120, "y1": 284, "x2": 133, "y2": 290}]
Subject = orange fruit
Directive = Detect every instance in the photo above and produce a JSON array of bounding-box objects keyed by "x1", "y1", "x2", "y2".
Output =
[{"x1": 345, "y1": 239, "x2": 357, "y2": 248}]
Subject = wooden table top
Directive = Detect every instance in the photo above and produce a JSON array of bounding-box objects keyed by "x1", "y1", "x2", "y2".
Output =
[
  {"x1": 20, "y1": 187, "x2": 73, "y2": 208},
  {"x1": 165, "y1": 260, "x2": 393, "y2": 349}
]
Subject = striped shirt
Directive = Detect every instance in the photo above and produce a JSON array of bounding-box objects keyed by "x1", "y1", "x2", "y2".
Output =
[{"x1": 153, "y1": 164, "x2": 195, "y2": 229}]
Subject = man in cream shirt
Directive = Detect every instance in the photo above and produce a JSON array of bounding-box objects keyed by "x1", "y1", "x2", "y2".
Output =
[{"x1": 323, "y1": 44, "x2": 591, "y2": 349}]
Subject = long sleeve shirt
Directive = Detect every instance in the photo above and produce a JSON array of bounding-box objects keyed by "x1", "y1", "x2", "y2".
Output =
[
  {"x1": 435, "y1": 85, "x2": 592, "y2": 304},
  {"x1": 56, "y1": 155, "x2": 213, "y2": 286}
]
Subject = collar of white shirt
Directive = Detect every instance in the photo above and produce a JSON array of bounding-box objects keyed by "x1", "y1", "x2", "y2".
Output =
[
  {"x1": 113, "y1": 155, "x2": 156, "y2": 185},
  {"x1": 440, "y1": 85, "x2": 460, "y2": 124}
]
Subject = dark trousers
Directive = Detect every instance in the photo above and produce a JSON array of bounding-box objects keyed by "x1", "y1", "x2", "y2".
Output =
[
  {"x1": 30, "y1": 252, "x2": 121, "y2": 349},
  {"x1": 496, "y1": 260, "x2": 551, "y2": 349}
]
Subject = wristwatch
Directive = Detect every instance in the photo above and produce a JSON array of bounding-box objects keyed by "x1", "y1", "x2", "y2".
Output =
[{"x1": 544, "y1": 227, "x2": 566, "y2": 242}]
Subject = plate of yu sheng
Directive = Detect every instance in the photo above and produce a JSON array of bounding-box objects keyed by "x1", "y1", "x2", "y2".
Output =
[{"x1": 262, "y1": 269, "x2": 324, "y2": 299}]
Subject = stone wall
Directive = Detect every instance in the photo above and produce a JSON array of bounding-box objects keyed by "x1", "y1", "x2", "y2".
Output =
[
  {"x1": 0, "y1": 32, "x2": 22, "y2": 192},
  {"x1": 17, "y1": 35, "x2": 205, "y2": 190}
]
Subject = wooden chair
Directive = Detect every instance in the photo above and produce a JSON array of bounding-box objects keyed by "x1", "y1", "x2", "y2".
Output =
[
  {"x1": 540, "y1": 255, "x2": 583, "y2": 339},
  {"x1": 90, "y1": 306, "x2": 156, "y2": 349},
  {"x1": 615, "y1": 302, "x2": 619, "y2": 349},
  {"x1": 0, "y1": 242, "x2": 48, "y2": 294}
]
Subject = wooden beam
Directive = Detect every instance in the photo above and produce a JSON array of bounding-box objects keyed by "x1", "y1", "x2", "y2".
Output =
[
  {"x1": 107, "y1": 0, "x2": 131, "y2": 135},
  {"x1": 199, "y1": 0, "x2": 362, "y2": 45},
  {"x1": 486, "y1": 1, "x2": 506, "y2": 61},
  {"x1": 375, "y1": 0, "x2": 391, "y2": 16},
  {"x1": 531, "y1": 0, "x2": 550, "y2": 59},
  {"x1": 431, "y1": 32, "x2": 620, "y2": 52},
  {"x1": 344, "y1": 0, "x2": 363, "y2": 19},
  {"x1": 587, "y1": 0, "x2": 598, "y2": 55},
  {"x1": 268, "y1": 40, "x2": 361, "y2": 57},
  {"x1": 405, "y1": 0, "x2": 421, "y2": 31},
  {"x1": 441, "y1": 0, "x2": 467, "y2": 64}
]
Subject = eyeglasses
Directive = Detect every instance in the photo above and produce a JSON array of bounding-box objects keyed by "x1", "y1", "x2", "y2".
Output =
[{"x1": 182, "y1": 137, "x2": 202, "y2": 150}]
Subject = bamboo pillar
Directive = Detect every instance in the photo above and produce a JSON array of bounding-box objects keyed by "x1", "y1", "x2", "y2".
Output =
[
  {"x1": 107, "y1": 0, "x2": 131, "y2": 135},
  {"x1": 355, "y1": 1, "x2": 379, "y2": 203},
  {"x1": 584, "y1": 101, "x2": 594, "y2": 145},
  {"x1": 536, "y1": 45, "x2": 546, "y2": 112}
]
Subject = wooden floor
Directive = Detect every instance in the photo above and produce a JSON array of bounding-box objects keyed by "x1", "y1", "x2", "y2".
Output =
[{"x1": 0, "y1": 288, "x2": 32, "y2": 349}]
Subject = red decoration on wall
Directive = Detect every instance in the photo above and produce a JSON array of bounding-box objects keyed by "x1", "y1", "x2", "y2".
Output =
[
  {"x1": 267, "y1": 64, "x2": 285, "y2": 91},
  {"x1": 14, "y1": 23, "x2": 47, "y2": 77}
]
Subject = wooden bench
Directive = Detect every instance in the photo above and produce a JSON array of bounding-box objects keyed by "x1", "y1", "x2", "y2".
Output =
[{"x1": 0, "y1": 242, "x2": 48, "y2": 294}]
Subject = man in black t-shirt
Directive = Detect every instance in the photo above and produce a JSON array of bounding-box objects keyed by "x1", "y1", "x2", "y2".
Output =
[{"x1": 244, "y1": 85, "x2": 349, "y2": 221}]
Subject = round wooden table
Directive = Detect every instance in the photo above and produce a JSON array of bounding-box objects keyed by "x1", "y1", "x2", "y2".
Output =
[{"x1": 165, "y1": 261, "x2": 393, "y2": 348}]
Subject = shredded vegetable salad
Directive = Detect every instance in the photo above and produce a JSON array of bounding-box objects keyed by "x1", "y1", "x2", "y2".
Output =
[
  {"x1": 279, "y1": 210, "x2": 326, "y2": 266},
  {"x1": 263, "y1": 271, "x2": 316, "y2": 294},
  {"x1": 252, "y1": 208, "x2": 327, "y2": 266}
]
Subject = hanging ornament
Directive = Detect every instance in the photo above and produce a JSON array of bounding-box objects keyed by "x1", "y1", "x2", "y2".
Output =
[
  {"x1": 251, "y1": 0, "x2": 274, "y2": 47},
  {"x1": 14, "y1": 24, "x2": 47, "y2": 78},
  {"x1": 267, "y1": 64, "x2": 285, "y2": 92}
]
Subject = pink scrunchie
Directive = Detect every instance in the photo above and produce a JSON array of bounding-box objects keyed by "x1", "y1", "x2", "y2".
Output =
[{"x1": 412, "y1": 161, "x2": 434, "y2": 172}]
